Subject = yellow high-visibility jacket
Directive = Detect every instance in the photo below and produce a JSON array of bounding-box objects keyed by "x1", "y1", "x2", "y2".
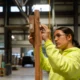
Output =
[{"x1": 40, "y1": 39, "x2": 80, "y2": 80}]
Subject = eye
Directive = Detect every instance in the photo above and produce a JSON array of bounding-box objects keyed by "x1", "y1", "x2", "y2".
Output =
[
  {"x1": 56, "y1": 34, "x2": 61, "y2": 37},
  {"x1": 54, "y1": 34, "x2": 65, "y2": 39},
  {"x1": 54, "y1": 34, "x2": 61, "y2": 38}
]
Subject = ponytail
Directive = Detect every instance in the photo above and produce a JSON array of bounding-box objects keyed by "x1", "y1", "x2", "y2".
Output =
[{"x1": 72, "y1": 39, "x2": 80, "y2": 48}]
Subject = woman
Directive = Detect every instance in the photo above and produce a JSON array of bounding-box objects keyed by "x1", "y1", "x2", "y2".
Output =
[{"x1": 28, "y1": 25, "x2": 80, "y2": 80}]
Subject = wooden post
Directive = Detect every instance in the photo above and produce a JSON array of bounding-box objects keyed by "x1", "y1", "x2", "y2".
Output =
[
  {"x1": 34, "y1": 10, "x2": 42, "y2": 80},
  {"x1": 29, "y1": 10, "x2": 42, "y2": 80}
]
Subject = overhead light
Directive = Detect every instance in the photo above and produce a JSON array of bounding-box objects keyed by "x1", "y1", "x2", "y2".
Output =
[{"x1": 32, "y1": 4, "x2": 51, "y2": 12}]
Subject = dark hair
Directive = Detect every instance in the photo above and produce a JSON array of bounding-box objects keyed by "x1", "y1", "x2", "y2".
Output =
[{"x1": 56, "y1": 27, "x2": 80, "y2": 48}]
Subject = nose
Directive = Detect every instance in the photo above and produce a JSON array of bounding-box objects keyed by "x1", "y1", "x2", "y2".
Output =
[{"x1": 54, "y1": 36, "x2": 58, "y2": 42}]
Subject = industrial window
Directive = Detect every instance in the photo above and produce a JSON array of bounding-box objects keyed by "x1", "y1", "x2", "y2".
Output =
[
  {"x1": 0, "y1": 6, "x2": 3, "y2": 12},
  {"x1": 10, "y1": 6, "x2": 26, "y2": 12},
  {"x1": 32, "y1": 4, "x2": 51, "y2": 12}
]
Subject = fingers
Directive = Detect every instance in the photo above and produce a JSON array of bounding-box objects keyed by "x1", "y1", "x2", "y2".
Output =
[
  {"x1": 40, "y1": 25, "x2": 49, "y2": 31},
  {"x1": 40, "y1": 24, "x2": 50, "y2": 33},
  {"x1": 28, "y1": 24, "x2": 50, "y2": 42},
  {"x1": 28, "y1": 35, "x2": 30, "y2": 39},
  {"x1": 41, "y1": 24, "x2": 49, "y2": 30},
  {"x1": 28, "y1": 35, "x2": 33, "y2": 41},
  {"x1": 28, "y1": 35, "x2": 31, "y2": 39},
  {"x1": 40, "y1": 25, "x2": 45, "y2": 33}
]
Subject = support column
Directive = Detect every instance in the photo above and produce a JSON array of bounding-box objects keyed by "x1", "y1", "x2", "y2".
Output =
[
  {"x1": 73, "y1": 0, "x2": 78, "y2": 40},
  {"x1": 4, "y1": 28, "x2": 12, "y2": 75},
  {"x1": 51, "y1": 0, "x2": 55, "y2": 40},
  {"x1": 4, "y1": 0, "x2": 12, "y2": 75}
]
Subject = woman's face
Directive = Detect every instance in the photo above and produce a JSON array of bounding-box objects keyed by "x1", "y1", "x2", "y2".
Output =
[{"x1": 54, "y1": 30, "x2": 71, "y2": 50}]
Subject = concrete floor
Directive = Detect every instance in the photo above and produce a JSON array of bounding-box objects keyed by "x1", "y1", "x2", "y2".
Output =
[{"x1": 0, "y1": 65, "x2": 48, "y2": 80}]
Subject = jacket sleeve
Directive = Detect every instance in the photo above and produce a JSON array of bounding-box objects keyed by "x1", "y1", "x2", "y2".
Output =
[
  {"x1": 45, "y1": 39, "x2": 80, "y2": 79},
  {"x1": 40, "y1": 47, "x2": 51, "y2": 72}
]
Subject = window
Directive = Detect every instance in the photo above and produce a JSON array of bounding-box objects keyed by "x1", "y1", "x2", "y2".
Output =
[
  {"x1": 0, "y1": 42, "x2": 4, "y2": 48},
  {"x1": 32, "y1": 4, "x2": 51, "y2": 12},
  {"x1": 10, "y1": 6, "x2": 26, "y2": 12},
  {"x1": 0, "y1": 50, "x2": 4, "y2": 55},
  {"x1": 0, "y1": 6, "x2": 3, "y2": 12}
]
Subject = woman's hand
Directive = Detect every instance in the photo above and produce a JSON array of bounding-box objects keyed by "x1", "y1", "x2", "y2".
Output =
[
  {"x1": 40, "y1": 24, "x2": 51, "y2": 41},
  {"x1": 28, "y1": 24, "x2": 50, "y2": 46},
  {"x1": 28, "y1": 31, "x2": 42, "y2": 47},
  {"x1": 28, "y1": 33, "x2": 34, "y2": 47}
]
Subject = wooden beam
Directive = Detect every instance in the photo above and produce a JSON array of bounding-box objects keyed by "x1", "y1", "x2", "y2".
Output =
[
  {"x1": 29, "y1": 11, "x2": 42, "y2": 80},
  {"x1": 34, "y1": 10, "x2": 42, "y2": 80}
]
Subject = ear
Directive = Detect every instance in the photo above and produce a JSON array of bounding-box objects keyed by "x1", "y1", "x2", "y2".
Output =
[{"x1": 67, "y1": 34, "x2": 72, "y2": 41}]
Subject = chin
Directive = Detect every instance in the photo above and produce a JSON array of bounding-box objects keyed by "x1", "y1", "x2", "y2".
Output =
[
  {"x1": 56, "y1": 46, "x2": 60, "y2": 49},
  {"x1": 56, "y1": 45, "x2": 62, "y2": 49}
]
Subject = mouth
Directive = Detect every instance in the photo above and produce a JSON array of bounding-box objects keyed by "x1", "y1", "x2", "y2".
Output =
[
  {"x1": 56, "y1": 42, "x2": 60, "y2": 47},
  {"x1": 56, "y1": 42, "x2": 59, "y2": 45}
]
